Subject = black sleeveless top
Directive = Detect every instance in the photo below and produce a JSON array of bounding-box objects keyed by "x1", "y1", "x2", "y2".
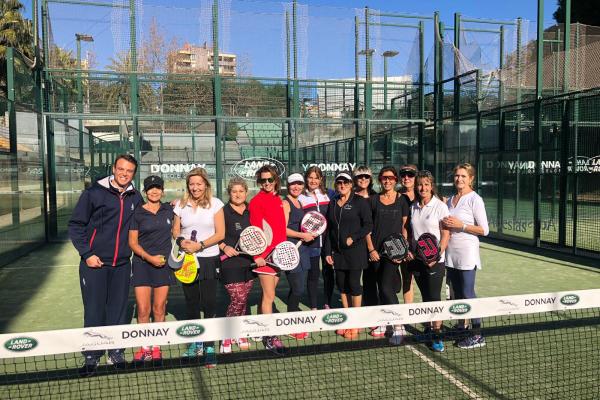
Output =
[{"x1": 284, "y1": 196, "x2": 304, "y2": 245}]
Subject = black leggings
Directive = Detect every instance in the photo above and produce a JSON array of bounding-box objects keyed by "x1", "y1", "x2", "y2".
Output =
[
  {"x1": 307, "y1": 255, "x2": 335, "y2": 308},
  {"x1": 362, "y1": 263, "x2": 378, "y2": 306},
  {"x1": 335, "y1": 269, "x2": 363, "y2": 296},
  {"x1": 182, "y1": 278, "x2": 217, "y2": 347},
  {"x1": 363, "y1": 260, "x2": 401, "y2": 306},
  {"x1": 377, "y1": 259, "x2": 401, "y2": 305},
  {"x1": 414, "y1": 261, "x2": 445, "y2": 303},
  {"x1": 322, "y1": 256, "x2": 335, "y2": 306},
  {"x1": 286, "y1": 269, "x2": 306, "y2": 312},
  {"x1": 182, "y1": 278, "x2": 218, "y2": 320},
  {"x1": 401, "y1": 259, "x2": 419, "y2": 296},
  {"x1": 307, "y1": 256, "x2": 321, "y2": 309}
]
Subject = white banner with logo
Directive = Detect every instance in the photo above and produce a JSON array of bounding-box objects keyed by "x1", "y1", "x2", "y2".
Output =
[{"x1": 1, "y1": 289, "x2": 599, "y2": 358}]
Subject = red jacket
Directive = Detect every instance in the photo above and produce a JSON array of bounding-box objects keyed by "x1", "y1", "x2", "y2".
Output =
[{"x1": 248, "y1": 190, "x2": 287, "y2": 260}]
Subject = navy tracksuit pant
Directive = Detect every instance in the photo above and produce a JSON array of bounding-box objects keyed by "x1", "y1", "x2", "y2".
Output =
[{"x1": 79, "y1": 261, "x2": 131, "y2": 358}]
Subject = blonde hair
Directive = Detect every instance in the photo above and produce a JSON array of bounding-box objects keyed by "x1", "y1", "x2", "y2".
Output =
[
  {"x1": 227, "y1": 177, "x2": 248, "y2": 195},
  {"x1": 227, "y1": 177, "x2": 248, "y2": 205},
  {"x1": 415, "y1": 170, "x2": 440, "y2": 200},
  {"x1": 453, "y1": 163, "x2": 476, "y2": 188},
  {"x1": 353, "y1": 165, "x2": 372, "y2": 177},
  {"x1": 181, "y1": 167, "x2": 212, "y2": 209}
]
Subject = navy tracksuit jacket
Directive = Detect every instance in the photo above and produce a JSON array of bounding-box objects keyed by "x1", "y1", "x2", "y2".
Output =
[{"x1": 68, "y1": 176, "x2": 143, "y2": 342}]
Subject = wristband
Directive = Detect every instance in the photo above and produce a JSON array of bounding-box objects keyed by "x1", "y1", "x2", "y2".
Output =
[
  {"x1": 462, "y1": 224, "x2": 467, "y2": 232},
  {"x1": 200, "y1": 241, "x2": 206, "y2": 251},
  {"x1": 369, "y1": 249, "x2": 376, "y2": 254}
]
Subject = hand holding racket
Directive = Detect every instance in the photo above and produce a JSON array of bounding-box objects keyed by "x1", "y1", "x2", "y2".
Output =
[
  {"x1": 220, "y1": 226, "x2": 268, "y2": 261},
  {"x1": 379, "y1": 233, "x2": 410, "y2": 263},
  {"x1": 172, "y1": 230, "x2": 199, "y2": 284},
  {"x1": 415, "y1": 233, "x2": 440, "y2": 265},
  {"x1": 300, "y1": 211, "x2": 327, "y2": 237},
  {"x1": 252, "y1": 241, "x2": 300, "y2": 272}
]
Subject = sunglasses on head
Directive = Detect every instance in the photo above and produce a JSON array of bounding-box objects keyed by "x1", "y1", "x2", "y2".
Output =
[
  {"x1": 355, "y1": 174, "x2": 371, "y2": 180},
  {"x1": 258, "y1": 177, "x2": 275, "y2": 184}
]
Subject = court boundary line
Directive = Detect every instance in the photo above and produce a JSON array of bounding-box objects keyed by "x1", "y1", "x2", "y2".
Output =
[{"x1": 406, "y1": 344, "x2": 484, "y2": 400}]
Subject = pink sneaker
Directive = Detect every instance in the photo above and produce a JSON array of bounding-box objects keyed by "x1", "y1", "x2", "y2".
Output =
[
  {"x1": 271, "y1": 336, "x2": 285, "y2": 350},
  {"x1": 220, "y1": 339, "x2": 232, "y2": 354},
  {"x1": 288, "y1": 332, "x2": 309, "y2": 340},
  {"x1": 133, "y1": 347, "x2": 152, "y2": 362}
]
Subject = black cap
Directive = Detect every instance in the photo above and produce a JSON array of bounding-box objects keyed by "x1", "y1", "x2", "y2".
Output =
[{"x1": 143, "y1": 175, "x2": 164, "y2": 191}]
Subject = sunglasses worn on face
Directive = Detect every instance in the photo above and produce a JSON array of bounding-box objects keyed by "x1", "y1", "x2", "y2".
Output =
[
  {"x1": 336, "y1": 180, "x2": 352, "y2": 185},
  {"x1": 400, "y1": 171, "x2": 416, "y2": 178},
  {"x1": 258, "y1": 177, "x2": 275, "y2": 184},
  {"x1": 380, "y1": 176, "x2": 397, "y2": 182},
  {"x1": 355, "y1": 174, "x2": 371, "y2": 180}
]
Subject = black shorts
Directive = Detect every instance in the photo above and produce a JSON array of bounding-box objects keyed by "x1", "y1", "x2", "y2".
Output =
[{"x1": 131, "y1": 259, "x2": 174, "y2": 288}]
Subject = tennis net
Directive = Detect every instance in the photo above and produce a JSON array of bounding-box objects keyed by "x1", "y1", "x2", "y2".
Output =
[{"x1": 1, "y1": 289, "x2": 599, "y2": 399}]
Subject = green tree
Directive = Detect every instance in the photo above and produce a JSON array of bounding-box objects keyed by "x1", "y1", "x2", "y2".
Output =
[
  {"x1": 554, "y1": 0, "x2": 600, "y2": 26},
  {"x1": 0, "y1": 0, "x2": 34, "y2": 96}
]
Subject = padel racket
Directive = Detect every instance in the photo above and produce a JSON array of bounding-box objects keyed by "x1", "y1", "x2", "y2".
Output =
[
  {"x1": 252, "y1": 241, "x2": 301, "y2": 272},
  {"x1": 168, "y1": 237, "x2": 185, "y2": 270},
  {"x1": 174, "y1": 230, "x2": 199, "y2": 284},
  {"x1": 220, "y1": 226, "x2": 268, "y2": 261},
  {"x1": 380, "y1": 233, "x2": 409, "y2": 262},
  {"x1": 300, "y1": 211, "x2": 327, "y2": 236},
  {"x1": 262, "y1": 219, "x2": 273, "y2": 245},
  {"x1": 415, "y1": 232, "x2": 440, "y2": 263}
]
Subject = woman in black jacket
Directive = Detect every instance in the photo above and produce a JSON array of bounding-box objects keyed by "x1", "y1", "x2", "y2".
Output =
[{"x1": 324, "y1": 172, "x2": 373, "y2": 340}]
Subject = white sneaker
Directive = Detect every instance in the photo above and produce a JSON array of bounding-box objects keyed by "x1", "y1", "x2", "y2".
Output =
[{"x1": 389, "y1": 326, "x2": 406, "y2": 346}]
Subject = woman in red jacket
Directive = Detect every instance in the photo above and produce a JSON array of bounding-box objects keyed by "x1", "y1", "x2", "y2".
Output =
[{"x1": 248, "y1": 165, "x2": 287, "y2": 354}]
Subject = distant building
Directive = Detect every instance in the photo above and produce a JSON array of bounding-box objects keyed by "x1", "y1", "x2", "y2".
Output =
[{"x1": 170, "y1": 43, "x2": 237, "y2": 76}]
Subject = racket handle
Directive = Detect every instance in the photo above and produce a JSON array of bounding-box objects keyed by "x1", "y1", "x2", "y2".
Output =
[{"x1": 220, "y1": 254, "x2": 229, "y2": 261}]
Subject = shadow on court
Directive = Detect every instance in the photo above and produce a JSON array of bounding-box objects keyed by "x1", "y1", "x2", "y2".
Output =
[{"x1": 0, "y1": 243, "x2": 68, "y2": 332}]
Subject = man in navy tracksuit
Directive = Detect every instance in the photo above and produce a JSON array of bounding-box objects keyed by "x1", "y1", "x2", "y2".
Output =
[{"x1": 68, "y1": 154, "x2": 143, "y2": 376}]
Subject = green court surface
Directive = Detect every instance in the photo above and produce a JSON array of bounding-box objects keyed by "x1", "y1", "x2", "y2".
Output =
[
  {"x1": 0, "y1": 242, "x2": 599, "y2": 399},
  {"x1": 1, "y1": 241, "x2": 598, "y2": 333}
]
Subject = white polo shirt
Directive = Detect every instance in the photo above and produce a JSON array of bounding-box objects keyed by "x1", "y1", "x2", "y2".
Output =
[
  {"x1": 410, "y1": 196, "x2": 449, "y2": 263},
  {"x1": 173, "y1": 197, "x2": 224, "y2": 257},
  {"x1": 445, "y1": 191, "x2": 489, "y2": 270}
]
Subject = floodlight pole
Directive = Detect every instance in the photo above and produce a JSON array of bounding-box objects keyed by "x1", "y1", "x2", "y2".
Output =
[
  {"x1": 76, "y1": 34, "x2": 93, "y2": 161},
  {"x1": 354, "y1": 16, "x2": 360, "y2": 164},
  {"x1": 558, "y1": 0, "x2": 571, "y2": 246},
  {"x1": 129, "y1": 0, "x2": 140, "y2": 186},
  {"x1": 454, "y1": 13, "x2": 460, "y2": 117},
  {"x1": 213, "y1": 0, "x2": 223, "y2": 197},
  {"x1": 383, "y1": 51, "x2": 398, "y2": 111},
  {"x1": 364, "y1": 7, "x2": 372, "y2": 166},
  {"x1": 533, "y1": 0, "x2": 544, "y2": 247}
]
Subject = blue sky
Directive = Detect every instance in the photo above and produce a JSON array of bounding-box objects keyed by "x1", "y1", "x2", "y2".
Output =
[{"x1": 26, "y1": 0, "x2": 559, "y2": 79}]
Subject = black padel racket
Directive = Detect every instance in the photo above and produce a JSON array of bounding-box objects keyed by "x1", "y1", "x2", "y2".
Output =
[
  {"x1": 415, "y1": 233, "x2": 440, "y2": 263},
  {"x1": 380, "y1": 233, "x2": 410, "y2": 263}
]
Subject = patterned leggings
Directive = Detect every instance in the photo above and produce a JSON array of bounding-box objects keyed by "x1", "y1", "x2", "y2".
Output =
[{"x1": 224, "y1": 280, "x2": 254, "y2": 317}]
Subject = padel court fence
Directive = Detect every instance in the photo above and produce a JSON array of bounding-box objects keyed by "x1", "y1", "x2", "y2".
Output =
[{"x1": 2, "y1": 1, "x2": 600, "y2": 264}]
